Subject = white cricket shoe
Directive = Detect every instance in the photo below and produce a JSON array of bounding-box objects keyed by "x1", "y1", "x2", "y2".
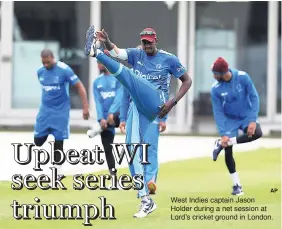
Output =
[
  {"x1": 133, "y1": 198, "x2": 157, "y2": 218},
  {"x1": 84, "y1": 25, "x2": 98, "y2": 57},
  {"x1": 87, "y1": 123, "x2": 102, "y2": 138}
]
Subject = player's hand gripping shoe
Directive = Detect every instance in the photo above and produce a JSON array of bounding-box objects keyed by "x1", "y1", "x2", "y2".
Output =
[
  {"x1": 212, "y1": 139, "x2": 223, "y2": 161},
  {"x1": 133, "y1": 198, "x2": 157, "y2": 218},
  {"x1": 84, "y1": 25, "x2": 98, "y2": 57},
  {"x1": 87, "y1": 123, "x2": 102, "y2": 138}
]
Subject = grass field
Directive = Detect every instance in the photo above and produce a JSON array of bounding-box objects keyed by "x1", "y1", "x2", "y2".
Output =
[{"x1": 0, "y1": 148, "x2": 281, "y2": 229}]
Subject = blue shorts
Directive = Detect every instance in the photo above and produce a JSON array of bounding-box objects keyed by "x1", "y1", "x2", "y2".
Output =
[
  {"x1": 224, "y1": 117, "x2": 259, "y2": 137},
  {"x1": 34, "y1": 111, "x2": 70, "y2": 140}
]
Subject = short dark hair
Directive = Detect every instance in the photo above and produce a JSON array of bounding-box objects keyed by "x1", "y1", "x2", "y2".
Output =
[{"x1": 41, "y1": 49, "x2": 54, "y2": 58}]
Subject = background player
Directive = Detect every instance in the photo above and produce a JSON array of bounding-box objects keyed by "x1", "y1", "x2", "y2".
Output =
[
  {"x1": 211, "y1": 57, "x2": 263, "y2": 195},
  {"x1": 84, "y1": 25, "x2": 192, "y2": 218},
  {"x1": 34, "y1": 49, "x2": 89, "y2": 169},
  {"x1": 89, "y1": 60, "x2": 121, "y2": 184},
  {"x1": 100, "y1": 27, "x2": 185, "y2": 196}
]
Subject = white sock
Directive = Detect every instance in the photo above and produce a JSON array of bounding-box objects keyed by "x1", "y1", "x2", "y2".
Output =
[
  {"x1": 228, "y1": 137, "x2": 237, "y2": 146},
  {"x1": 231, "y1": 172, "x2": 241, "y2": 186},
  {"x1": 141, "y1": 195, "x2": 151, "y2": 203}
]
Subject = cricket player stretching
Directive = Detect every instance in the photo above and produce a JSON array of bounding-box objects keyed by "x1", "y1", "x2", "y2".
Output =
[
  {"x1": 110, "y1": 36, "x2": 168, "y2": 195},
  {"x1": 34, "y1": 49, "x2": 89, "y2": 167},
  {"x1": 84, "y1": 25, "x2": 192, "y2": 218},
  {"x1": 104, "y1": 46, "x2": 165, "y2": 194},
  {"x1": 211, "y1": 57, "x2": 263, "y2": 195}
]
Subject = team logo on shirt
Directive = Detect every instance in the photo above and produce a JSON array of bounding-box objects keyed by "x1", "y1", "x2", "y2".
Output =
[
  {"x1": 41, "y1": 85, "x2": 61, "y2": 92},
  {"x1": 134, "y1": 69, "x2": 161, "y2": 80},
  {"x1": 100, "y1": 91, "x2": 115, "y2": 99},
  {"x1": 177, "y1": 66, "x2": 185, "y2": 72},
  {"x1": 236, "y1": 84, "x2": 242, "y2": 92},
  {"x1": 156, "y1": 64, "x2": 162, "y2": 69}
]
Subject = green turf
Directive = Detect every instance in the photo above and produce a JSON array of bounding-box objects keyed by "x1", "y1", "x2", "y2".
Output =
[{"x1": 0, "y1": 148, "x2": 281, "y2": 229}]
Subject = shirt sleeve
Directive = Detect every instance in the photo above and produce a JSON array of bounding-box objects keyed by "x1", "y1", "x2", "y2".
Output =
[
  {"x1": 36, "y1": 69, "x2": 40, "y2": 82},
  {"x1": 211, "y1": 88, "x2": 228, "y2": 136},
  {"x1": 108, "y1": 81, "x2": 122, "y2": 114},
  {"x1": 93, "y1": 79, "x2": 104, "y2": 121},
  {"x1": 125, "y1": 48, "x2": 140, "y2": 66},
  {"x1": 64, "y1": 66, "x2": 80, "y2": 85},
  {"x1": 169, "y1": 55, "x2": 187, "y2": 78},
  {"x1": 244, "y1": 73, "x2": 260, "y2": 122}
]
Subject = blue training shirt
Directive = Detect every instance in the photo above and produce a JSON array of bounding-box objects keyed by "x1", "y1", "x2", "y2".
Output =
[
  {"x1": 211, "y1": 68, "x2": 260, "y2": 136},
  {"x1": 126, "y1": 48, "x2": 186, "y2": 99},
  {"x1": 93, "y1": 73, "x2": 122, "y2": 122},
  {"x1": 123, "y1": 48, "x2": 186, "y2": 122},
  {"x1": 37, "y1": 61, "x2": 80, "y2": 113}
]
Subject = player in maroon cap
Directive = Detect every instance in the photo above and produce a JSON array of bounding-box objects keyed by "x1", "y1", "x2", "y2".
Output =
[
  {"x1": 210, "y1": 57, "x2": 263, "y2": 195},
  {"x1": 86, "y1": 26, "x2": 192, "y2": 218}
]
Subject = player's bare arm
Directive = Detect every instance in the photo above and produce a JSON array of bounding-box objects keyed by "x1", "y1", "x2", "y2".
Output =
[
  {"x1": 119, "y1": 121, "x2": 126, "y2": 134},
  {"x1": 74, "y1": 81, "x2": 90, "y2": 120},
  {"x1": 158, "y1": 72, "x2": 192, "y2": 119},
  {"x1": 107, "y1": 114, "x2": 115, "y2": 126},
  {"x1": 174, "y1": 73, "x2": 192, "y2": 104},
  {"x1": 96, "y1": 29, "x2": 115, "y2": 50},
  {"x1": 159, "y1": 121, "x2": 166, "y2": 132}
]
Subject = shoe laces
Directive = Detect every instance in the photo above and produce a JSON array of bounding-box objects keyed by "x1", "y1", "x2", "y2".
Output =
[
  {"x1": 136, "y1": 200, "x2": 149, "y2": 212},
  {"x1": 232, "y1": 184, "x2": 241, "y2": 190}
]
